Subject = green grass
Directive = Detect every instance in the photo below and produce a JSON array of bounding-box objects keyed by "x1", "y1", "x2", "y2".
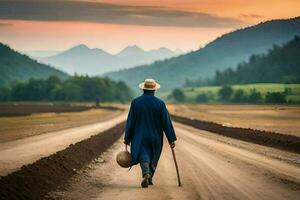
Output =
[{"x1": 158, "y1": 83, "x2": 300, "y2": 103}]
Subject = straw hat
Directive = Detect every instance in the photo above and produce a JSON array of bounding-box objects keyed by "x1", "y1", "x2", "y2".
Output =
[
  {"x1": 116, "y1": 150, "x2": 132, "y2": 168},
  {"x1": 139, "y1": 78, "x2": 160, "y2": 90}
]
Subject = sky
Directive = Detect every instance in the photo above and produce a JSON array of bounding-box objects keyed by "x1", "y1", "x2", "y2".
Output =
[{"x1": 0, "y1": 0, "x2": 299, "y2": 54}]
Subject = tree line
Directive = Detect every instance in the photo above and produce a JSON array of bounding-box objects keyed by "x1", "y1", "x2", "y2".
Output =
[
  {"x1": 168, "y1": 85, "x2": 291, "y2": 104},
  {"x1": 0, "y1": 75, "x2": 133, "y2": 102}
]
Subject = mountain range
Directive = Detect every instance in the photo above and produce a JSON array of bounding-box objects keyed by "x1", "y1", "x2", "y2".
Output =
[
  {"x1": 0, "y1": 43, "x2": 68, "y2": 85},
  {"x1": 106, "y1": 17, "x2": 300, "y2": 90},
  {"x1": 35, "y1": 45, "x2": 183, "y2": 75}
]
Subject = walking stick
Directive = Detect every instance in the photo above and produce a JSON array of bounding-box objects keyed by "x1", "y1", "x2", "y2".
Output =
[{"x1": 171, "y1": 146, "x2": 182, "y2": 187}]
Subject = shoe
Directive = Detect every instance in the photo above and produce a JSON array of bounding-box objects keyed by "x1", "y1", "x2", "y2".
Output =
[
  {"x1": 148, "y1": 179, "x2": 153, "y2": 186},
  {"x1": 141, "y1": 174, "x2": 150, "y2": 188}
]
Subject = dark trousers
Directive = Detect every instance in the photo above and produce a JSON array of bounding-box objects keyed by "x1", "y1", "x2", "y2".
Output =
[
  {"x1": 140, "y1": 162, "x2": 151, "y2": 177},
  {"x1": 140, "y1": 162, "x2": 153, "y2": 183}
]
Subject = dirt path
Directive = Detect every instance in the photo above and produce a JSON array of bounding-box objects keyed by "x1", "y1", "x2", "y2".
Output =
[
  {"x1": 51, "y1": 122, "x2": 300, "y2": 200},
  {"x1": 0, "y1": 113, "x2": 126, "y2": 176}
]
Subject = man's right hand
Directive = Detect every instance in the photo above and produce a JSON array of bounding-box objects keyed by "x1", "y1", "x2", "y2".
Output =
[{"x1": 170, "y1": 142, "x2": 175, "y2": 148}]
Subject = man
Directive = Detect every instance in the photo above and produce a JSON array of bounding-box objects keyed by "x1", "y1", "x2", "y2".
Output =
[{"x1": 124, "y1": 78, "x2": 177, "y2": 188}]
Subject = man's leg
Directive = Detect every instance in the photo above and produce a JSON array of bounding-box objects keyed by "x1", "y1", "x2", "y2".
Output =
[
  {"x1": 148, "y1": 166, "x2": 155, "y2": 185},
  {"x1": 140, "y1": 162, "x2": 151, "y2": 188}
]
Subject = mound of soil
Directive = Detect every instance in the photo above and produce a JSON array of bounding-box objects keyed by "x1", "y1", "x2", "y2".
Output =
[
  {"x1": 172, "y1": 115, "x2": 300, "y2": 154},
  {"x1": 0, "y1": 122, "x2": 125, "y2": 200},
  {"x1": 0, "y1": 103, "x2": 92, "y2": 117}
]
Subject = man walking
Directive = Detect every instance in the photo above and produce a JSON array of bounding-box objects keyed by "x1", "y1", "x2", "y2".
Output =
[{"x1": 124, "y1": 78, "x2": 177, "y2": 188}]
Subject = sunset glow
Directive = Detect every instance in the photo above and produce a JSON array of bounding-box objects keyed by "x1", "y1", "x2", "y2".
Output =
[{"x1": 0, "y1": 0, "x2": 299, "y2": 52}]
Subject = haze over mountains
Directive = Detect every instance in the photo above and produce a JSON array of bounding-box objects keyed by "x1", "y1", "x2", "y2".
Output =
[
  {"x1": 35, "y1": 45, "x2": 183, "y2": 75},
  {"x1": 106, "y1": 17, "x2": 300, "y2": 90},
  {"x1": 0, "y1": 43, "x2": 68, "y2": 85},
  {"x1": 23, "y1": 50, "x2": 62, "y2": 58}
]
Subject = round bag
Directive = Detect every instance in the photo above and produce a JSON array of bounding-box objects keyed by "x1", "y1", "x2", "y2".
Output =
[{"x1": 116, "y1": 148, "x2": 132, "y2": 168}]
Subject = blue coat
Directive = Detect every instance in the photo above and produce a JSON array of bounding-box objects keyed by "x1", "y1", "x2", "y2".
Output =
[{"x1": 124, "y1": 91, "x2": 177, "y2": 175}]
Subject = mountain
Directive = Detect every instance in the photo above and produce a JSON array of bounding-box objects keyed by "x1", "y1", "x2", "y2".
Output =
[
  {"x1": 116, "y1": 45, "x2": 145, "y2": 58},
  {"x1": 38, "y1": 44, "x2": 117, "y2": 75},
  {"x1": 36, "y1": 45, "x2": 182, "y2": 75},
  {"x1": 213, "y1": 35, "x2": 300, "y2": 85},
  {"x1": 115, "y1": 46, "x2": 178, "y2": 69},
  {"x1": 0, "y1": 43, "x2": 68, "y2": 85},
  {"x1": 106, "y1": 17, "x2": 300, "y2": 90}
]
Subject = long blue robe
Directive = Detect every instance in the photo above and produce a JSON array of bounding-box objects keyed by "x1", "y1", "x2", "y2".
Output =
[{"x1": 124, "y1": 91, "x2": 177, "y2": 176}]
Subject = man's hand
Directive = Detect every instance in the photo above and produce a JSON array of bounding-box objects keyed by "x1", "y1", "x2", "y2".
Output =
[{"x1": 170, "y1": 142, "x2": 175, "y2": 148}]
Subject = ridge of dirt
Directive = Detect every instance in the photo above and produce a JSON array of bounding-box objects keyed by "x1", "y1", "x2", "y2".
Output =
[
  {"x1": 0, "y1": 103, "x2": 124, "y2": 117},
  {"x1": 171, "y1": 115, "x2": 300, "y2": 154},
  {"x1": 0, "y1": 122, "x2": 125, "y2": 200}
]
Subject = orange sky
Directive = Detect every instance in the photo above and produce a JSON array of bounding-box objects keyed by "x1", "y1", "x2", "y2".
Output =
[
  {"x1": 100, "y1": 0, "x2": 300, "y2": 22},
  {"x1": 0, "y1": 20, "x2": 232, "y2": 53},
  {"x1": 0, "y1": 0, "x2": 299, "y2": 53}
]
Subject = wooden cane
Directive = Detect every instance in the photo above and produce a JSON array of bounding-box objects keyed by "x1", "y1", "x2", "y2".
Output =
[{"x1": 171, "y1": 147, "x2": 182, "y2": 187}]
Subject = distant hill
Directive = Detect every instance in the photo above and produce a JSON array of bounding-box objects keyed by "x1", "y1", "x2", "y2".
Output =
[
  {"x1": 36, "y1": 44, "x2": 182, "y2": 75},
  {"x1": 213, "y1": 35, "x2": 300, "y2": 85},
  {"x1": 0, "y1": 43, "x2": 68, "y2": 85},
  {"x1": 106, "y1": 17, "x2": 300, "y2": 90}
]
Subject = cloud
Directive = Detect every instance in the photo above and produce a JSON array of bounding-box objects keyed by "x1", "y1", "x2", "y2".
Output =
[
  {"x1": 240, "y1": 14, "x2": 263, "y2": 19},
  {"x1": 0, "y1": 0, "x2": 246, "y2": 28}
]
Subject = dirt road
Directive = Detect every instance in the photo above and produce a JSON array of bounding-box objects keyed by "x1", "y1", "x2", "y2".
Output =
[
  {"x1": 0, "y1": 113, "x2": 126, "y2": 176},
  {"x1": 51, "y1": 122, "x2": 300, "y2": 200}
]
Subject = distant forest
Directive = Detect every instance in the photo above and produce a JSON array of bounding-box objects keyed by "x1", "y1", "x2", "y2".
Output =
[
  {"x1": 185, "y1": 35, "x2": 300, "y2": 87},
  {"x1": 214, "y1": 35, "x2": 300, "y2": 85},
  {"x1": 0, "y1": 76, "x2": 133, "y2": 102}
]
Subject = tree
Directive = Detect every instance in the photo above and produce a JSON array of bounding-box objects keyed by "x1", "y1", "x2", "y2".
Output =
[
  {"x1": 0, "y1": 86, "x2": 11, "y2": 101},
  {"x1": 51, "y1": 82, "x2": 82, "y2": 101},
  {"x1": 218, "y1": 85, "x2": 233, "y2": 102},
  {"x1": 196, "y1": 93, "x2": 209, "y2": 103},
  {"x1": 284, "y1": 88, "x2": 292, "y2": 95},
  {"x1": 248, "y1": 89, "x2": 262, "y2": 103},
  {"x1": 114, "y1": 81, "x2": 133, "y2": 103},
  {"x1": 232, "y1": 89, "x2": 246, "y2": 103},
  {"x1": 10, "y1": 82, "x2": 28, "y2": 101},
  {"x1": 46, "y1": 75, "x2": 61, "y2": 93},
  {"x1": 170, "y1": 88, "x2": 185, "y2": 102},
  {"x1": 265, "y1": 92, "x2": 287, "y2": 104}
]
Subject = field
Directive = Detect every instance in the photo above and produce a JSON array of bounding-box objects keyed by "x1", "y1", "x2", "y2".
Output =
[
  {"x1": 0, "y1": 103, "x2": 122, "y2": 143},
  {"x1": 159, "y1": 83, "x2": 300, "y2": 102},
  {"x1": 168, "y1": 104, "x2": 300, "y2": 137},
  {"x1": 1, "y1": 103, "x2": 300, "y2": 200}
]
